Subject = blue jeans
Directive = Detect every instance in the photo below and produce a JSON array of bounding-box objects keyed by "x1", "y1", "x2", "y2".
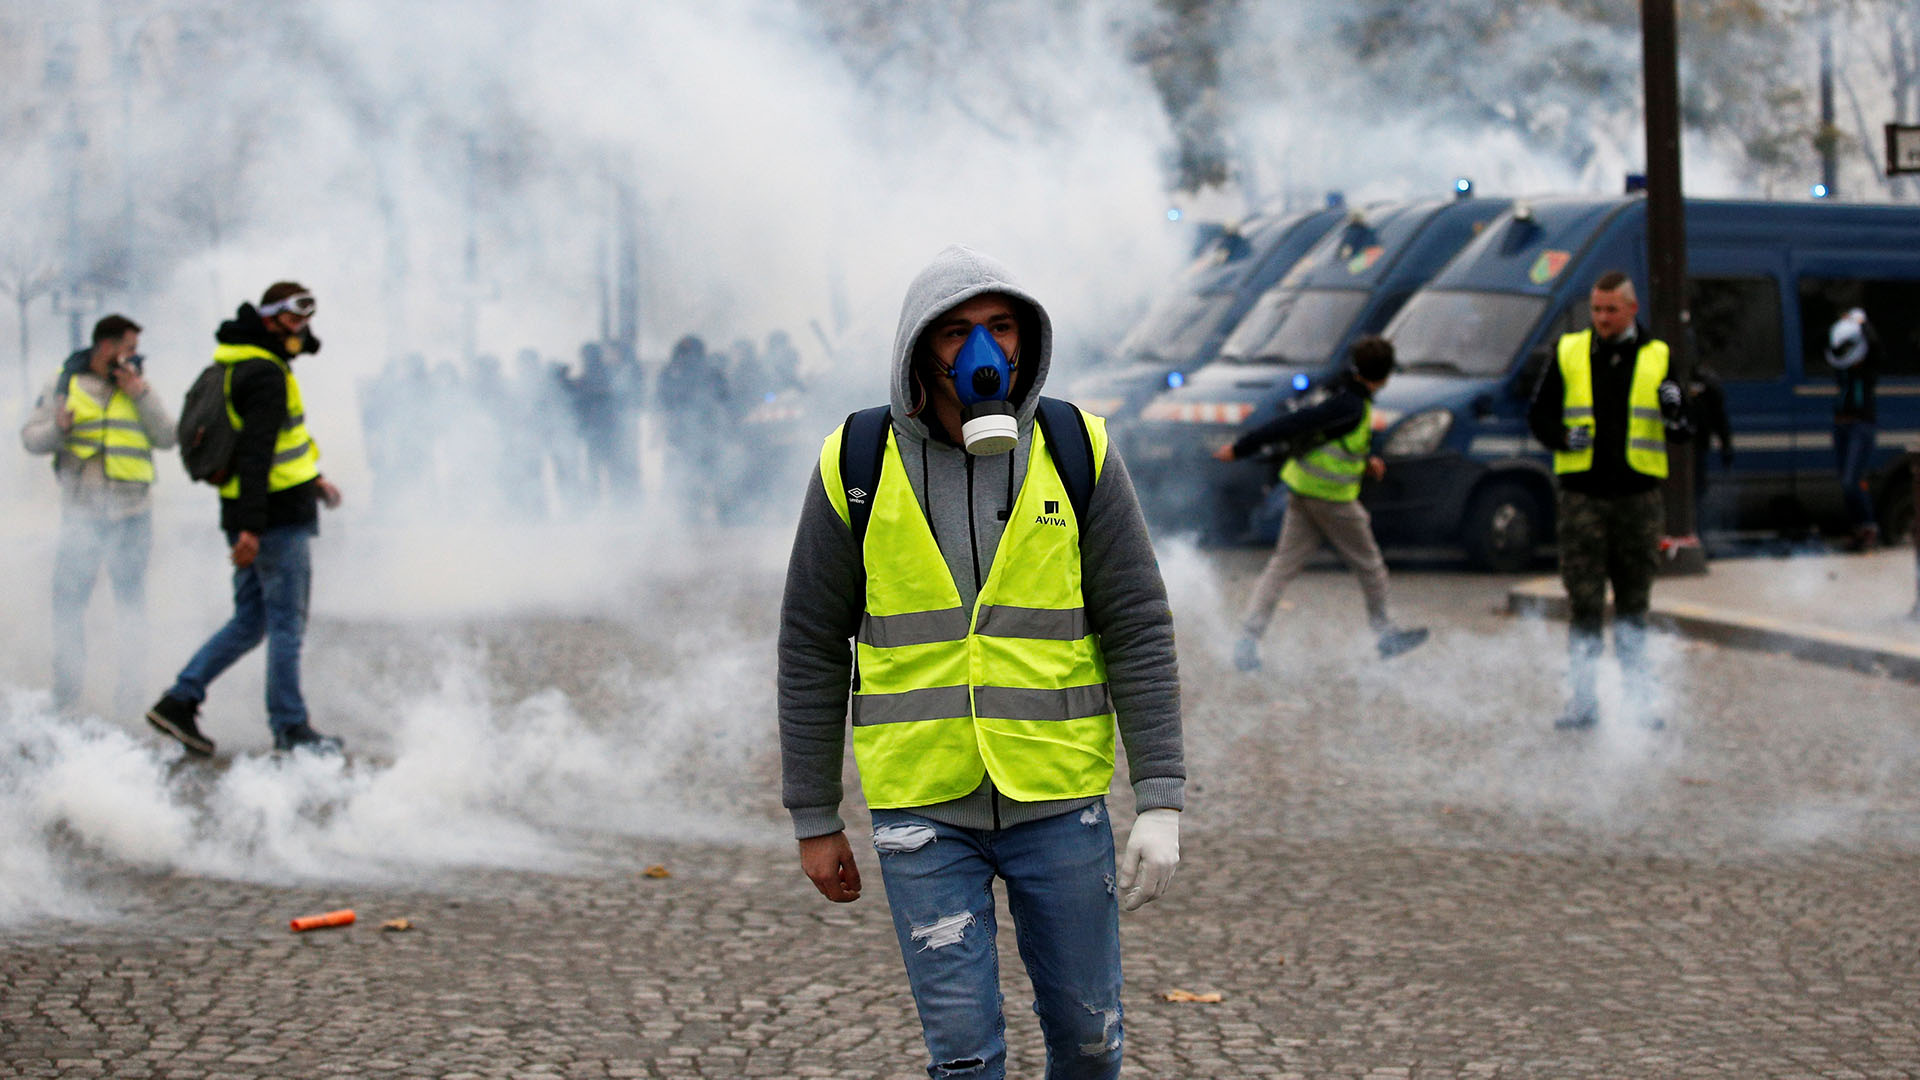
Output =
[
  {"x1": 51, "y1": 511, "x2": 151, "y2": 711},
  {"x1": 871, "y1": 801, "x2": 1124, "y2": 1080},
  {"x1": 168, "y1": 523, "x2": 314, "y2": 734},
  {"x1": 1835, "y1": 420, "x2": 1877, "y2": 528}
]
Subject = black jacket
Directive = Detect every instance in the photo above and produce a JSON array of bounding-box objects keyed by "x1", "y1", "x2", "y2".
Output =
[
  {"x1": 217, "y1": 304, "x2": 324, "y2": 535},
  {"x1": 1230, "y1": 372, "x2": 1372, "y2": 461},
  {"x1": 1528, "y1": 324, "x2": 1689, "y2": 498}
]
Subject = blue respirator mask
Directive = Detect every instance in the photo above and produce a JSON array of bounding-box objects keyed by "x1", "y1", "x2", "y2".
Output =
[{"x1": 950, "y1": 324, "x2": 1020, "y2": 455}]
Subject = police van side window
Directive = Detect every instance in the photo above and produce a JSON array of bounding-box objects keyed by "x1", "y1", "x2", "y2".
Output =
[
  {"x1": 1799, "y1": 276, "x2": 1920, "y2": 377},
  {"x1": 1688, "y1": 276, "x2": 1784, "y2": 382}
]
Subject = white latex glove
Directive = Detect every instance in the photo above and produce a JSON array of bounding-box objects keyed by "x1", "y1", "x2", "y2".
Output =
[{"x1": 1117, "y1": 808, "x2": 1180, "y2": 912}]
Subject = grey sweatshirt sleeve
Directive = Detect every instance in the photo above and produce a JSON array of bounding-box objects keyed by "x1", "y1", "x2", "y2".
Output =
[
  {"x1": 1079, "y1": 444, "x2": 1185, "y2": 813},
  {"x1": 776, "y1": 463, "x2": 866, "y2": 839},
  {"x1": 133, "y1": 385, "x2": 178, "y2": 450}
]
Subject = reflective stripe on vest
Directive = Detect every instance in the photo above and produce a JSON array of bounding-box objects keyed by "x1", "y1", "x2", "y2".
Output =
[
  {"x1": 1281, "y1": 401, "x2": 1372, "y2": 502},
  {"x1": 1553, "y1": 330, "x2": 1669, "y2": 479},
  {"x1": 212, "y1": 344, "x2": 322, "y2": 497},
  {"x1": 817, "y1": 410, "x2": 1117, "y2": 808},
  {"x1": 62, "y1": 375, "x2": 155, "y2": 484}
]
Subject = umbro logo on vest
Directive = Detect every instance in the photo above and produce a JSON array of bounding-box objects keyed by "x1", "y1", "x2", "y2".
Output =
[
  {"x1": 1034, "y1": 499, "x2": 1068, "y2": 527},
  {"x1": 847, "y1": 487, "x2": 868, "y2": 505}
]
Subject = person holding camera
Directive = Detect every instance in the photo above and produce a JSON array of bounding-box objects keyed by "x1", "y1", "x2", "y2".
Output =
[
  {"x1": 1213, "y1": 335, "x2": 1430, "y2": 673},
  {"x1": 20, "y1": 314, "x2": 177, "y2": 714}
]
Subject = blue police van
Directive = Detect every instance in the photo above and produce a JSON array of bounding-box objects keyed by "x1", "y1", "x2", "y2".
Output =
[
  {"x1": 1126, "y1": 195, "x2": 1511, "y2": 540},
  {"x1": 1064, "y1": 206, "x2": 1344, "y2": 428},
  {"x1": 1364, "y1": 195, "x2": 1920, "y2": 569}
]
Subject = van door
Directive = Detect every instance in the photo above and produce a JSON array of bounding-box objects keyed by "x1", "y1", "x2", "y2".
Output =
[
  {"x1": 1793, "y1": 261, "x2": 1920, "y2": 536},
  {"x1": 1684, "y1": 256, "x2": 1793, "y2": 535}
]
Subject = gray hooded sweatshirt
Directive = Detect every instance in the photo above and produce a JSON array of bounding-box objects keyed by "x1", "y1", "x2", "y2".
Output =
[{"x1": 777, "y1": 245, "x2": 1185, "y2": 839}]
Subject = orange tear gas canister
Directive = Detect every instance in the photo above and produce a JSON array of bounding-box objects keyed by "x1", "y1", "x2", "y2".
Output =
[{"x1": 289, "y1": 909, "x2": 356, "y2": 932}]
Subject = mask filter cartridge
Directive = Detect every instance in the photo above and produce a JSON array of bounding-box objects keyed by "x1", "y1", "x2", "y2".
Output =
[{"x1": 952, "y1": 324, "x2": 1018, "y2": 455}]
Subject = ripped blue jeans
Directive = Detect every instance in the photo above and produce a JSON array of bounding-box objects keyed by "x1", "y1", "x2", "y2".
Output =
[{"x1": 871, "y1": 800, "x2": 1123, "y2": 1080}]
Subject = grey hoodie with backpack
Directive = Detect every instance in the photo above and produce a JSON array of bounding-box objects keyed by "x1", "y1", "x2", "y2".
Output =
[{"x1": 777, "y1": 245, "x2": 1185, "y2": 840}]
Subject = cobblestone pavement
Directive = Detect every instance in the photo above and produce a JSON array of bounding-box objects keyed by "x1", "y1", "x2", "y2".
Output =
[{"x1": 5, "y1": 545, "x2": 1920, "y2": 1079}]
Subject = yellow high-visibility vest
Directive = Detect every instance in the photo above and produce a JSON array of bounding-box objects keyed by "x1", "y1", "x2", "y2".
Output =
[
  {"x1": 213, "y1": 345, "x2": 321, "y2": 497},
  {"x1": 818, "y1": 411, "x2": 1116, "y2": 809},
  {"x1": 1282, "y1": 402, "x2": 1373, "y2": 502},
  {"x1": 1554, "y1": 330, "x2": 1669, "y2": 479},
  {"x1": 62, "y1": 374, "x2": 155, "y2": 484}
]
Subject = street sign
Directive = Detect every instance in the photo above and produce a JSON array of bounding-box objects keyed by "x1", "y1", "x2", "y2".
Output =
[{"x1": 1886, "y1": 124, "x2": 1920, "y2": 174}]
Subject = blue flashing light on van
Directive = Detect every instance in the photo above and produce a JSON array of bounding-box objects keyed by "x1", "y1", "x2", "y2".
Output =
[
  {"x1": 1365, "y1": 196, "x2": 1920, "y2": 569},
  {"x1": 1127, "y1": 194, "x2": 1511, "y2": 541}
]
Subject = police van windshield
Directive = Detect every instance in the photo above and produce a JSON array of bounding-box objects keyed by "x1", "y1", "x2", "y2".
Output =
[
  {"x1": 1216, "y1": 287, "x2": 1297, "y2": 362},
  {"x1": 1223, "y1": 288, "x2": 1367, "y2": 366},
  {"x1": 1115, "y1": 290, "x2": 1239, "y2": 363},
  {"x1": 1385, "y1": 290, "x2": 1547, "y2": 378}
]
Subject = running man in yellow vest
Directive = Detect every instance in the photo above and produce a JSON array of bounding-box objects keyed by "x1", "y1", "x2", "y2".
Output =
[
  {"x1": 778, "y1": 246, "x2": 1183, "y2": 1080},
  {"x1": 21, "y1": 314, "x2": 176, "y2": 714},
  {"x1": 1214, "y1": 336, "x2": 1430, "y2": 672},
  {"x1": 1528, "y1": 271, "x2": 1691, "y2": 730},
  {"x1": 146, "y1": 283, "x2": 345, "y2": 758}
]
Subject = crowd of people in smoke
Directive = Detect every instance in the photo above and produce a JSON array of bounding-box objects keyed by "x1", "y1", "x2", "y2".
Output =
[{"x1": 355, "y1": 330, "x2": 807, "y2": 521}]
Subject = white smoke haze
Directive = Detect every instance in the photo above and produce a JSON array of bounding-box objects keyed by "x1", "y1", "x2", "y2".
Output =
[
  {"x1": 1162, "y1": 546, "x2": 1920, "y2": 858},
  {"x1": 4, "y1": 3, "x2": 1918, "y2": 929}
]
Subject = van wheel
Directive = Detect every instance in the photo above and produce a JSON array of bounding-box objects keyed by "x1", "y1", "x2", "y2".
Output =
[
  {"x1": 1462, "y1": 482, "x2": 1546, "y2": 573},
  {"x1": 1879, "y1": 469, "x2": 1915, "y2": 545}
]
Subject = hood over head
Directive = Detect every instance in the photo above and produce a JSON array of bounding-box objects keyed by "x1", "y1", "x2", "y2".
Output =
[{"x1": 889, "y1": 244, "x2": 1052, "y2": 444}]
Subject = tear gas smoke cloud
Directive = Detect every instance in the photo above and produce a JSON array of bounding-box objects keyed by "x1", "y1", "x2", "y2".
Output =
[{"x1": 2, "y1": 2, "x2": 1914, "y2": 928}]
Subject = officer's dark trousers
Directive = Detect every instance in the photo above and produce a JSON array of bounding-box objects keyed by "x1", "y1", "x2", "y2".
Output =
[{"x1": 1557, "y1": 488, "x2": 1663, "y2": 713}]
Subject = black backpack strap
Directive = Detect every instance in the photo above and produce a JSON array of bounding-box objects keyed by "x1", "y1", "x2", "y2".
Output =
[
  {"x1": 1034, "y1": 396, "x2": 1096, "y2": 526},
  {"x1": 837, "y1": 405, "x2": 893, "y2": 545}
]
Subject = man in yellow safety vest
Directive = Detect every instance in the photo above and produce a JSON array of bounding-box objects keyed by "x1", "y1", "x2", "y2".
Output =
[
  {"x1": 1528, "y1": 270, "x2": 1691, "y2": 730},
  {"x1": 146, "y1": 282, "x2": 345, "y2": 758},
  {"x1": 777, "y1": 245, "x2": 1184, "y2": 1080},
  {"x1": 21, "y1": 314, "x2": 176, "y2": 713},
  {"x1": 1213, "y1": 335, "x2": 1430, "y2": 672}
]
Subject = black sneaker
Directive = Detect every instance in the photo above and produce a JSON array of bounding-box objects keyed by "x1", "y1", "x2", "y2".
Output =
[
  {"x1": 272, "y1": 724, "x2": 345, "y2": 757},
  {"x1": 146, "y1": 695, "x2": 215, "y2": 757},
  {"x1": 1376, "y1": 626, "x2": 1430, "y2": 660}
]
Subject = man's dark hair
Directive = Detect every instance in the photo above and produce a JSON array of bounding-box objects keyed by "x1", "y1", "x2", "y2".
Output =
[
  {"x1": 1350, "y1": 334, "x2": 1395, "y2": 381},
  {"x1": 260, "y1": 281, "x2": 310, "y2": 306},
  {"x1": 91, "y1": 314, "x2": 141, "y2": 345},
  {"x1": 1593, "y1": 270, "x2": 1633, "y2": 294}
]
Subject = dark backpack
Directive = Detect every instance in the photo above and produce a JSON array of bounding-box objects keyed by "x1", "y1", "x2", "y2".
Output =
[
  {"x1": 837, "y1": 396, "x2": 1096, "y2": 546},
  {"x1": 177, "y1": 363, "x2": 238, "y2": 484}
]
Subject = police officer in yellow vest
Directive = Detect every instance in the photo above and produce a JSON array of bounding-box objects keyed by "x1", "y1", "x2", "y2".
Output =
[
  {"x1": 1528, "y1": 271, "x2": 1691, "y2": 730},
  {"x1": 1214, "y1": 336, "x2": 1430, "y2": 672},
  {"x1": 778, "y1": 246, "x2": 1183, "y2": 1080},
  {"x1": 21, "y1": 315, "x2": 176, "y2": 713},
  {"x1": 146, "y1": 283, "x2": 345, "y2": 758}
]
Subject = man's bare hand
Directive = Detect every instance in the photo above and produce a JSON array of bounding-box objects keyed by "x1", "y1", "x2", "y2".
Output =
[
  {"x1": 56, "y1": 404, "x2": 74, "y2": 432},
  {"x1": 316, "y1": 477, "x2": 343, "y2": 509},
  {"x1": 1211, "y1": 443, "x2": 1236, "y2": 462},
  {"x1": 1366, "y1": 455, "x2": 1386, "y2": 482},
  {"x1": 230, "y1": 531, "x2": 260, "y2": 568},
  {"x1": 799, "y1": 832, "x2": 863, "y2": 903},
  {"x1": 114, "y1": 368, "x2": 149, "y2": 398}
]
